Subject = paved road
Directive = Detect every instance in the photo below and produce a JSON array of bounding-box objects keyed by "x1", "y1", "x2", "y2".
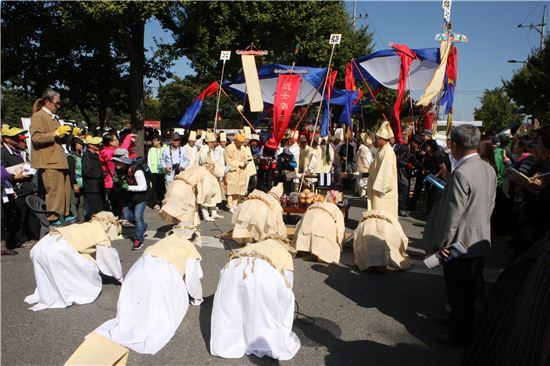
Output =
[{"x1": 1, "y1": 197, "x2": 510, "y2": 365}]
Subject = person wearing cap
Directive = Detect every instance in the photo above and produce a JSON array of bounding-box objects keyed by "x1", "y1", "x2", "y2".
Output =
[
  {"x1": 183, "y1": 130, "x2": 199, "y2": 168},
  {"x1": 161, "y1": 132, "x2": 189, "y2": 188},
  {"x1": 354, "y1": 132, "x2": 374, "y2": 198},
  {"x1": 293, "y1": 201, "x2": 345, "y2": 264},
  {"x1": 24, "y1": 212, "x2": 123, "y2": 311},
  {"x1": 276, "y1": 146, "x2": 298, "y2": 192},
  {"x1": 224, "y1": 133, "x2": 250, "y2": 212},
  {"x1": 82, "y1": 136, "x2": 106, "y2": 221},
  {"x1": 231, "y1": 183, "x2": 286, "y2": 244},
  {"x1": 367, "y1": 121, "x2": 399, "y2": 219},
  {"x1": 112, "y1": 153, "x2": 151, "y2": 250},
  {"x1": 93, "y1": 221, "x2": 203, "y2": 355},
  {"x1": 1, "y1": 126, "x2": 36, "y2": 254},
  {"x1": 242, "y1": 126, "x2": 258, "y2": 193},
  {"x1": 199, "y1": 132, "x2": 225, "y2": 221},
  {"x1": 30, "y1": 90, "x2": 76, "y2": 223},
  {"x1": 298, "y1": 135, "x2": 311, "y2": 174},
  {"x1": 210, "y1": 234, "x2": 300, "y2": 361},
  {"x1": 100, "y1": 131, "x2": 135, "y2": 217},
  {"x1": 285, "y1": 130, "x2": 301, "y2": 177},
  {"x1": 147, "y1": 134, "x2": 167, "y2": 210},
  {"x1": 67, "y1": 135, "x2": 86, "y2": 222}
]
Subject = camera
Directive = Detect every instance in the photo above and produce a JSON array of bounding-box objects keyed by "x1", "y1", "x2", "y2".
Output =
[{"x1": 172, "y1": 163, "x2": 182, "y2": 174}]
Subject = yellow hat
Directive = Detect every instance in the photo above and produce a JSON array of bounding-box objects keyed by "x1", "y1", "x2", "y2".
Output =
[
  {"x1": 243, "y1": 126, "x2": 252, "y2": 140},
  {"x1": 375, "y1": 121, "x2": 394, "y2": 140},
  {"x1": 234, "y1": 134, "x2": 246, "y2": 142},
  {"x1": 360, "y1": 133, "x2": 373, "y2": 145},
  {"x1": 2, "y1": 125, "x2": 27, "y2": 137},
  {"x1": 219, "y1": 132, "x2": 227, "y2": 141},
  {"x1": 205, "y1": 132, "x2": 216, "y2": 143},
  {"x1": 188, "y1": 130, "x2": 197, "y2": 141},
  {"x1": 86, "y1": 135, "x2": 103, "y2": 145}
]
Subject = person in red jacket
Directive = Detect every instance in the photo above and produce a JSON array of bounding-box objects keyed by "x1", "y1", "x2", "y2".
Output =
[{"x1": 100, "y1": 132, "x2": 135, "y2": 216}]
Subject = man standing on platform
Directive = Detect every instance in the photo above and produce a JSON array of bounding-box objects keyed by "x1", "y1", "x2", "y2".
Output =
[
  {"x1": 30, "y1": 90, "x2": 75, "y2": 224},
  {"x1": 224, "y1": 134, "x2": 250, "y2": 213},
  {"x1": 425, "y1": 124, "x2": 496, "y2": 347},
  {"x1": 367, "y1": 121, "x2": 398, "y2": 219}
]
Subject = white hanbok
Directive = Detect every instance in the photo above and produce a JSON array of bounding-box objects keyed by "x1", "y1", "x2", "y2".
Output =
[
  {"x1": 24, "y1": 235, "x2": 122, "y2": 311},
  {"x1": 210, "y1": 258, "x2": 300, "y2": 360},
  {"x1": 95, "y1": 254, "x2": 203, "y2": 355}
]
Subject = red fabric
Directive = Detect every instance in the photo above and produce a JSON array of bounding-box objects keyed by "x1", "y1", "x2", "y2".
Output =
[
  {"x1": 424, "y1": 111, "x2": 435, "y2": 130},
  {"x1": 100, "y1": 134, "x2": 133, "y2": 189},
  {"x1": 391, "y1": 44, "x2": 417, "y2": 144},
  {"x1": 326, "y1": 70, "x2": 338, "y2": 101},
  {"x1": 197, "y1": 81, "x2": 220, "y2": 101},
  {"x1": 271, "y1": 74, "x2": 302, "y2": 147},
  {"x1": 446, "y1": 45, "x2": 457, "y2": 84},
  {"x1": 345, "y1": 62, "x2": 356, "y2": 91}
]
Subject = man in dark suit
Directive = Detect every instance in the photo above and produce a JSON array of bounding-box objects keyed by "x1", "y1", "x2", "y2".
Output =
[{"x1": 423, "y1": 124, "x2": 496, "y2": 347}]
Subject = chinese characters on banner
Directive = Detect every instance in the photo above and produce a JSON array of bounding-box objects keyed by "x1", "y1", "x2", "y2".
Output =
[{"x1": 272, "y1": 74, "x2": 302, "y2": 145}]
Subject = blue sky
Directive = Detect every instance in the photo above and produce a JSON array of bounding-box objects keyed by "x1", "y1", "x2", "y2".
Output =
[{"x1": 145, "y1": 1, "x2": 548, "y2": 121}]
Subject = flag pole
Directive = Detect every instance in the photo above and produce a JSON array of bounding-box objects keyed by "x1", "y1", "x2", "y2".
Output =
[
  {"x1": 298, "y1": 33, "x2": 341, "y2": 194},
  {"x1": 214, "y1": 51, "x2": 231, "y2": 132}
]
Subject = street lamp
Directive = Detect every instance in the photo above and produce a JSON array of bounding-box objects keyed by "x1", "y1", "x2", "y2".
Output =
[{"x1": 507, "y1": 59, "x2": 527, "y2": 64}]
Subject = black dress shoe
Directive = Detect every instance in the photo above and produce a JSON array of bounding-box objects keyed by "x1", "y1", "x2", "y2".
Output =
[{"x1": 432, "y1": 333, "x2": 465, "y2": 348}]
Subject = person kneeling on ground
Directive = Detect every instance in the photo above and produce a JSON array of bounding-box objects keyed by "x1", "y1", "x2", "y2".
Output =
[
  {"x1": 293, "y1": 201, "x2": 346, "y2": 264},
  {"x1": 25, "y1": 211, "x2": 122, "y2": 311},
  {"x1": 231, "y1": 183, "x2": 287, "y2": 244},
  {"x1": 93, "y1": 221, "x2": 203, "y2": 355},
  {"x1": 210, "y1": 234, "x2": 300, "y2": 361}
]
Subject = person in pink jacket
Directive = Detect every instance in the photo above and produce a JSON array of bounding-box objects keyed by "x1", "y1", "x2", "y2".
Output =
[{"x1": 100, "y1": 132, "x2": 135, "y2": 216}]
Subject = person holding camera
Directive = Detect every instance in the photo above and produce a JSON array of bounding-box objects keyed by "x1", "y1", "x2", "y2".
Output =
[
  {"x1": 147, "y1": 134, "x2": 166, "y2": 209},
  {"x1": 161, "y1": 132, "x2": 189, "y2": 189}
]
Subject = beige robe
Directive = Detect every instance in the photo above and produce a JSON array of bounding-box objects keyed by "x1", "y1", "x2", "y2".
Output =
[
  {"x1": 159, "y1": 166, "x2": 221, "y2": 225},
  {"x1": 224, "y1": 143, "x2": 249, "y2": 196},
  {"x1": 244, "y1": 145, "x2": 257, "y2": 177},
  {"x1": 355, "y1": 144, "x2": 373, "y2": 173},
  {"x1": 232, "y1": 238, "x2": 294, "y2": 276},
  {"x1": 293, "y1": 202, "x2": 345, "y2": 264},
  {"x1": 183, "y1": 144, "x2": 198, "y2": 168},
  {"x1": 367, "y1": 142, "x2": 398, "y2": 219},
  {"x1": 144, "y1": 234, "x2": 201, "y2": 277},
  {"x1": 299, "y1": 146, "x2": 312, "y2": 173},
  {"x1": 353, "y1": 210, "x2": 410, "y2": 271},
  {"x1": 309, "y1": 144, "x2": 334, "y2": 174},
  {"x1": 232, "y1": 190, "x2": 287, "y2": 244}
]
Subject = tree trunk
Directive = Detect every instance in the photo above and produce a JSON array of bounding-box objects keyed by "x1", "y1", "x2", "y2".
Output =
[
  {"x1": 77, "y1": 104, "x2": 93, "y2": 131},
  {"x1": 126, "y1": 21, "x2": 145, "y2": 157},
  {"x1": 98, "y1": 102, "x2": 107, "y2": 132}
]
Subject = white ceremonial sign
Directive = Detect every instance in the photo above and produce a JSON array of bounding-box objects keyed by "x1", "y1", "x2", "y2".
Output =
[
  {"x1": 329, "y1": 34, "x2": 342, "y2": 45},
  {"x1": 220, "y1": 51, "x2": 231, "y2": 61},
  {"x1": 442, "y1": 0, "x2": 452, "y2": 23}
]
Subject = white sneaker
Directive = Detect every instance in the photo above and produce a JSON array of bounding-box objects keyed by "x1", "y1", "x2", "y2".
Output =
[
  {"x1": 211, "y1": 211, "x2": 224, "y2": 219},
  {"x1": 204, "y1": 216, "x2": 215, "y2": 222}
]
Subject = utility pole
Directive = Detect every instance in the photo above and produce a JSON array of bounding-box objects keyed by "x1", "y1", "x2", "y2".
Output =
[
  {"x1": 518, "y1": 4, "x2": 547, "y2": 50},
  {"x1": 352, "y1": 0, "x2": 368, "y2": 29}
]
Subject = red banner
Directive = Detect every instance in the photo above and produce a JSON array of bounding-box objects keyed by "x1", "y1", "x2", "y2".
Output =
[{"x1": 270, "y1": 74, "x2": 302, "y2": 147}]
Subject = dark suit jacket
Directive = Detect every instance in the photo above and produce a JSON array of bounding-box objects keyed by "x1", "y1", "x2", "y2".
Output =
[{"x1": 424, "y1": 154, "x2": 496, "y2": 257}]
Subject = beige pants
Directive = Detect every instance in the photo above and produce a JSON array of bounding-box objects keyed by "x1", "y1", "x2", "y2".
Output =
[
  {"x1": 42, "y1": 169, "x2": 71, "y2": 220},
  {"x1": 227, "y1": 194, "x2": 242, "y2": 208}
]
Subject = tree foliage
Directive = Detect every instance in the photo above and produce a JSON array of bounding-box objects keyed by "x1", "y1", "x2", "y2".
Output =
[
  {"x1": 474, "y1": 87, "x2": 523, "y2": 133},
  {"x1": 503, "y1": 37, "x2": 550, "y2": 124}
]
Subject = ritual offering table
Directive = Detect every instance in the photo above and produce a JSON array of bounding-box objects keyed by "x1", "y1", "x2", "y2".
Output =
[{"x1": 282, "y1": 205, "x2": 349, "y2": 221}]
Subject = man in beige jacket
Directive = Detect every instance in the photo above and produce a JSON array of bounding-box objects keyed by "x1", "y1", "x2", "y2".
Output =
[
  {"x1": 30, "y1": 90, "x2": 75, "y2": 222},
  {"x1": 224, "y1": 134, "x2": 250, "y2": 212}
]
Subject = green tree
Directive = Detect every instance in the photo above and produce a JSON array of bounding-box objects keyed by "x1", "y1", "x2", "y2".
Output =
[
  {"x1": 474, "y1": 87, "x2": 523, "y2": 134},
  {"x1": 173, "y1": 1, "x2": 373, "y2": 81},
  {"x1": 503, "y1": 37, "x2": 550, "y2": 124}
]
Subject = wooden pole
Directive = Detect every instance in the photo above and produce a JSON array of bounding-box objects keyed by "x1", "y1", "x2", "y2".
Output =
[{"x1": 213, "y1": 59, "x2": 227, "y2": 132}]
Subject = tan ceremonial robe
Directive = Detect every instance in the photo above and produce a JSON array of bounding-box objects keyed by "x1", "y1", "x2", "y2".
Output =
[
  {"x1": 293, "y1": 202, "x2": 345, "y2": 264},
  {"x1": 353, "y1": 210, "x2": 410, "y2": 271},
  {"x1": 160, "y1": 166, "x2": 221, "y2": 225},
  {"x1": 244, "y1": 145, "x2": 257, "y2": 177},
  {"x1": 184, "y1": 144, "x2": 198, "y2": 168},
  {"x1": 299, "y1": 146, "x2": 312, "y2": 173},
  {"x1": 233, "y1": 238, "x2": 294, "y2": 277},
  {"x1": 366, "y1": 143, "x2": 398, "y2": 219},
  {"x1": 66, "y1": 332, "x2": 129, "y2": 366},
  {"x1": 355, "y1": 144, "x2": 373, "y2": 173},
  {"x1": 144, "y1": 234, "x2": 201, "y2": 277},
  {"x1": 53, "y1": 222, "x2": 111, "y2": 261},
  {"x1": 232, "y1": 190, "x2": 287, "y2": 244},
  {"x1": 224, "y1": 143, "x2": 249, "y2": 196}
]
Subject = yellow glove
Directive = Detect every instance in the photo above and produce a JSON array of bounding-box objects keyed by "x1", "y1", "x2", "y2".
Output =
[
  {"x1": 72, "y1": 127, "x2": 81, "y2": 136},
  {"x1": 56, "y1": 125, "x2": 72, "y2": 136}
]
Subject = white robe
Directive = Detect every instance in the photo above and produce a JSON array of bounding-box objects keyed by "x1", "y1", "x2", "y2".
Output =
[
  {"x1": 95, "y1": 254, "x2": 203, "y2": 355},
  {"x1": 24, "y1": 235, "x2": 122, "y2": 311},
  {"x1": 210, "y1": 258, "x2": 300, "y2": 361}
]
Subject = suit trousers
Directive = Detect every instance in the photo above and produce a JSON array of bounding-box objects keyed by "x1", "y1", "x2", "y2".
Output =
[
  {"x1": 41, "y1": 169, "x2": 71, "y2": 220},
  {"x1": 443, "y1": 256, "x2": 485, "y2": 345}
]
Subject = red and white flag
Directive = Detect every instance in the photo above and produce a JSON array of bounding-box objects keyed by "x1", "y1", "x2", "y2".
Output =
[{"x1": 269, "y1": 74, "x2": 302, "y2": 148}]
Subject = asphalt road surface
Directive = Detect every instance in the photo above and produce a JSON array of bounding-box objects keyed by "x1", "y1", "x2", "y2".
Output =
[{"x1": 1, "y1": 196, "x2": 510, "y2": 365}]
